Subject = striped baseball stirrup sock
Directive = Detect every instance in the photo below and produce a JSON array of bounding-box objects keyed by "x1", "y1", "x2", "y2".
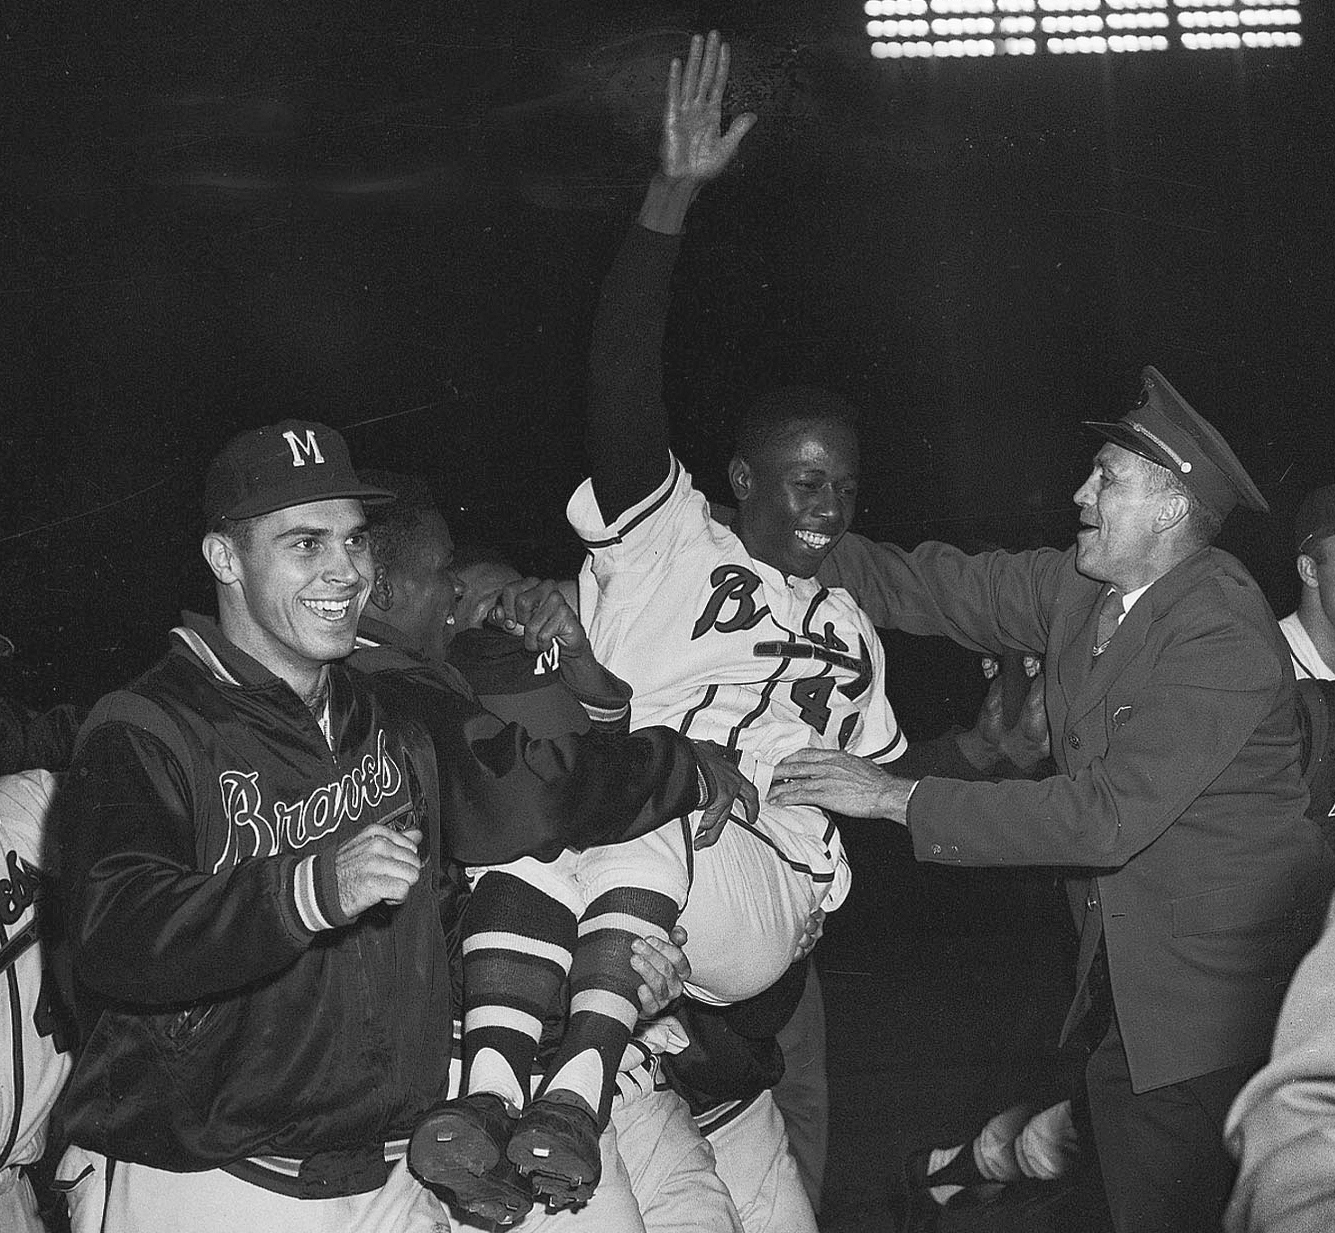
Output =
[
  {"x1": 461, "y1": 870, "x2": 576, "y2": 1109},
  {"x1": 536, "y1": 884, "x2": 680, "y2": 1128}
]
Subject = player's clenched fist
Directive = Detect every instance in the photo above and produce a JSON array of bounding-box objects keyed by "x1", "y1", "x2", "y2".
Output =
[
  {"x1": 486, "y1": 578, "x2": 590, "y2": 658},
  {"x1": 334, "y1": 823, "x2": 423, "y2": 918}
]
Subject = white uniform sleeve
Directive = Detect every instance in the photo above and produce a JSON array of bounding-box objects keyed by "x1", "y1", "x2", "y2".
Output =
[{"x1": 569, "y1": 455, "x2": 711, "y2": 611}]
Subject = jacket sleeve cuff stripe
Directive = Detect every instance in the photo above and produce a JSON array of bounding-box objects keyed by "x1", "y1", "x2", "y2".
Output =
[
  {"x1": 581, "y1": 698, "x2": 631, "y2": 728},
  {"x1": 293, "y1": 855, "x2": 328, "y2": 932},
  {"x1": 294, "y1": 853, "x2": 350, "y2": 932}
]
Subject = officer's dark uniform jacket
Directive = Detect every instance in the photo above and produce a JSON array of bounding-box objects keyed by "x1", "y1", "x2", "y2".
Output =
[
  {"x1": 350, "y1": 616, "x2": 709, "y2": 866},
  {"x1": 55, "y1": 613, "x2": 451, "y2": 1194},
  {"x1": 822, "y1": 535, "x2": 1335, "y2": 1093}
]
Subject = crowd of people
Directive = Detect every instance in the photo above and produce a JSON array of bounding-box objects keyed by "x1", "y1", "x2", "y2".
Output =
[{"x1": 5, "y1": 28, "x2": 1335, "y2": 1233}]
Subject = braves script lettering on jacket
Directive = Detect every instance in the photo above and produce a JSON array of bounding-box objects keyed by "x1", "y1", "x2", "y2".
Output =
[{"x1": 212, "y1": 729, "x2": 403, "y2": 871}]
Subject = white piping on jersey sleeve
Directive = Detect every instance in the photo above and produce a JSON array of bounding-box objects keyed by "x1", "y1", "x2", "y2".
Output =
[
  {"x1": 839, "y1": 608, "x2": 908, "y2": 765},
  {"x1": 568, "y1": 454, "x2": 706, "y2": 618}
]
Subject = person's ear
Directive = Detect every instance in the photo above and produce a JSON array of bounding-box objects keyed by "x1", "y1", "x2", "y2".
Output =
[
  {"x1": 1297, "y1": 552, "x2": 1320, "y2": 592},
  {"x1": 1156, "y1": 491, "x2": 1190, "y2": 535},
  {"x1": 369, "y1": 565, "x2": 394, "y2": 613},
  {"x1": 728, "y1": 457, "x2": 753, "y2": 504},
  {"x1": 202, "y1": 533, "x2": 240, "y2": 586}
]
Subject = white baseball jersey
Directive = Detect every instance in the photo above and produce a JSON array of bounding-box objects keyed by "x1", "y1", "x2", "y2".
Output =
[
  {"x1": 1281, "y1": 612, "x2": 1335, "y2": 681},
  {"x1": 569, "y1": 456, "x2": 906, "y2": 892},
  {"x1": 1, "y1": 769, "x2": 73, "y2": 1173}
]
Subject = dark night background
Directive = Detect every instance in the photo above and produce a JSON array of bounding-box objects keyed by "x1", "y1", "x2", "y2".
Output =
[
  {"x1": 5, "y1": 0, "x2": 1335, "y2": 729},
  {"x1": 6, "y1": 7, "x2": 1335, "y2": 1224}
]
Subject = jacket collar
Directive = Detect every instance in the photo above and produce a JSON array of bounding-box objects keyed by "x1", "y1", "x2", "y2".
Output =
[
  {"x1": 1061, "y1": 547, "x2": 1217, "y2": 723},
  {"x1": 352, "y1": 614, "x2": 434, "y2": 669},
  {"x1": 351, "y1": 615, "x2": 477, "y2": 702},
  {"x1": 172, "y1": 611, "x2": 287, "y2": 689},
  {"x1": 172, "y1": 611, "x2": 353, "y2": 703},
  {"x1": 354, "y1": 613, "x2": 414, "y2": 652}
]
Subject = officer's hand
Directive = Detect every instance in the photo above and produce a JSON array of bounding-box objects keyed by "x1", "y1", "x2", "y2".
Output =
[
  {"x1": 691, "y1": 740, "x2": 759, "y2": 849},
  {"x1": 334, "y1": 824, "x2": 423, "y2": 919},
  {"x1": 632, "y1": 924, "x2": 691, "y2": 1017},
  {"x1": 770, "y1": 749, "x2": 911, "y2": 822}
]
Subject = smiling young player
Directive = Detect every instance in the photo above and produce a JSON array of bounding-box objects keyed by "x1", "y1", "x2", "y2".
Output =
[{"x1": 53, "y1": 420, "x2": 460, "y2": 1233}]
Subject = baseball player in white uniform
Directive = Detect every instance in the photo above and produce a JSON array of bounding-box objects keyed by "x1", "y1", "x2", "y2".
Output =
[
  {"x1": 417, "y1": 34, "x2": 906, "y2": 1225},
  {"x1": 566, "y1": 454, "x2": 906, "y2": 1002},
  {"x1": 561, "y1": 33, "x2": 905, "y2": 1233},
  {"x1": 1, "y1": 769, "x2": 73, "y2": 1233},
  {"x1": 431, "y1": 442, "x2": 901, "y2": 1214}
]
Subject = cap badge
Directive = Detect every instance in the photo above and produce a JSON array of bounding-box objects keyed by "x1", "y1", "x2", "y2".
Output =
[
  {"x1": 282, "y1": 428, "x2": 326, "y2": 468},
  {"x1": 1128, "y1": 421, "x2": 1192, "y2": 475}
]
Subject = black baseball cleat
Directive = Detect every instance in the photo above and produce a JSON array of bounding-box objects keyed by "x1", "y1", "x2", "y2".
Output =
[
  {"x1": 506, "y1": 1097, "x2": 602, "y2": 1210},
  {"x1": 409, "y1": 1093, "x2": 533, "y2": 1226}
]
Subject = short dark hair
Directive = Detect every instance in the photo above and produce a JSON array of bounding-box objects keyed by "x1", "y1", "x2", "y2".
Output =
[
  {"x1": 1304, "y1": 534, "x2": 1333, "y2": 567},
  {"x1": 733, "y1": 386, "x2": 860, "y2": 464},
  {"x1": 359, "y1": 470, "x2": 440, "y2": 573},
  {"x1": 205, "y1": 513, "x2": 256, "y2": 552}
]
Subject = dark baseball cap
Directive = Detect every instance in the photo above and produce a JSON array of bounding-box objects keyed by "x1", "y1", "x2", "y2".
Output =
[
  {"x1": 1083, "y1": 366, "x2": 1269, "y2": 520},
  {"x1": 1296, "y1": 483, "x2": 1335, "y2": 554},
  {"x1": 204, "y1": 419, "x2": 395, "y2": 523}
]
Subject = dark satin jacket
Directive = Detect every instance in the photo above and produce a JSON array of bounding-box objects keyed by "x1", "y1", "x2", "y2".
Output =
[{"x1": 56, "y1": 613, "x2": 452, "y2": 1179}]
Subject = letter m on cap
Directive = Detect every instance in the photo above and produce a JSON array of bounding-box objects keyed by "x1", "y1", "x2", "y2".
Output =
[{"x1": 282, "y1": 429, "x2": 325, "y2": 468}]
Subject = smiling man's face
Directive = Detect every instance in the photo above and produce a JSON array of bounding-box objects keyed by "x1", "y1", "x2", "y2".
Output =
[
  {"x1": 1073, "y1": 443, "x2": 1169, "y2": 590},
  {"x1": 730, "y1": 419, "x2": 859, "y2": 580},
  {"x1": 211, "y1": 498, "x2": 373, "y2": 685}
]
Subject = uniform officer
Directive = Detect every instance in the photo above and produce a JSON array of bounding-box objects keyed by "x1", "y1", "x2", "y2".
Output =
[{"x1": 771, "y1": 368, "x2": 1335, "y2": 1233}]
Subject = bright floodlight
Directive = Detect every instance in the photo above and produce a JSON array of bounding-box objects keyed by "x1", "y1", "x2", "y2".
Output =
[{"x1": 866, "y1": 0, "x2": 1298, "y2": 55}]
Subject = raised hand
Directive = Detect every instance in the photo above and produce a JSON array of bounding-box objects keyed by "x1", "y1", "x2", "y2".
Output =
[{"x1": 659, "y1": 30, "x2": 756, "y2": 184}]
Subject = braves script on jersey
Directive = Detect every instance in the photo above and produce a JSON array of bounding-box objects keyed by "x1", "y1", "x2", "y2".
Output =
[
  {"x1": 570, "y1": 456, "x2": 906, "y2": 896},
  {"x1": 1, "y1": 770, "x2": 72, "y2": 1176}
]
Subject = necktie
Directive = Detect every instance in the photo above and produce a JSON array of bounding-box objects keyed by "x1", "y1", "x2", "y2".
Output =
[{"x1": 1092, "y1": 586, "x2": 1123, "y2": 659}]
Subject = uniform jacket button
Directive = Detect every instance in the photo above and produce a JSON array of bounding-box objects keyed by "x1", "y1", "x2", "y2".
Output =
[
  {"x1": 1087, "y1": 894, "x2": 1098, "y2": 911},
  {"x1": 1067, "y1": 732, "x2": 1081, "y2": 749}
]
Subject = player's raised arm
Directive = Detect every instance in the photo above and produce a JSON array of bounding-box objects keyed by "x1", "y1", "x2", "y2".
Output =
[
  {"x1": 586, "y1": 30, "x2": 755, "y2": 521},
  {"x1": 640, "y1": 31, "x2": 756, "y2": 236}
]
